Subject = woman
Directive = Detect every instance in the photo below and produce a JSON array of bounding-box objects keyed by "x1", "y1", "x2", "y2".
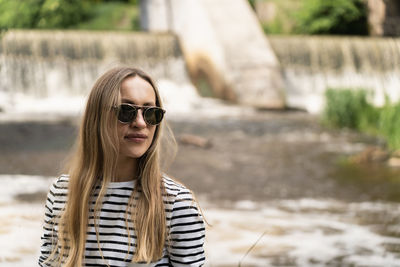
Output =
[{"x1": 39, "y1": 67, "x2": 206, "y2": 266}]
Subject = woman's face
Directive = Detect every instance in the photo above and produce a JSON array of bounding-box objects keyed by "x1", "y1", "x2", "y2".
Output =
[{"x1": 117, "y1": 76, "x2": 157, "y2": 160}]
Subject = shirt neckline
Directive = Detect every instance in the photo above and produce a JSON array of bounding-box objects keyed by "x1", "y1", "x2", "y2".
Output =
[{"x1": 107, "y1": 180, "x2": 135, "y2": 189}]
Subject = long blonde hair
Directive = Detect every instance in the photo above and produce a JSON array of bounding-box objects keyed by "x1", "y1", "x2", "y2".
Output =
[{"x1": 49, "y1": 67, "x2": 168, "y2": 266}]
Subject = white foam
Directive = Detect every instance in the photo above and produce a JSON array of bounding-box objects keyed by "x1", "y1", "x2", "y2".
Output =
[
  {"x1": 0, "y1": 80, "x2": 256, "y2": 122},
  {"x1": 1, "y1": 175, "x2": 399, "y2": 266},
  {"x1": 0, "y1": 175, "x2": 53, "y2": 205},
  {"x1": 203, "y1": 199, "x2": 400, "y2": 266},
  {"x1": 0, "y1": 203, "x2": 45, "y2": 267}
]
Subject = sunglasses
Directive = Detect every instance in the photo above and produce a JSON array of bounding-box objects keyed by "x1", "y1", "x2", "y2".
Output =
[{"x1": 115, "y1": 103, "x2": 165, "y2": 126}]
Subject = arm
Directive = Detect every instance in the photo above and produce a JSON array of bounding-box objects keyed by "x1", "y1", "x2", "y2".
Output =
[
  {"x1": 38, "y1": 179, "x2": 60, "y2": 266},
  {"x1": 168, "y1": 188, "x2": 206, "y2": 266}
]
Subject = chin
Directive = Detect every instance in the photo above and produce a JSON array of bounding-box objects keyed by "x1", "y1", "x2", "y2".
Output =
[
  {"x1": 121, "y1": 143, "x2": 151, "y2": 159},
  {"x1": 127, "y1": 151, "x2": 146, "y2": 159}
]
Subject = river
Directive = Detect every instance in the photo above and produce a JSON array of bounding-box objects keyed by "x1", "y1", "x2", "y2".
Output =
[{"x1": 0, "y1": 95, "x2": 399, "y2": 266}]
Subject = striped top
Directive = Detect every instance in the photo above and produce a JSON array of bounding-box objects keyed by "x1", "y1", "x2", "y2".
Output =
[{"x1": 39, "y1": 175, "x2": 205, "y2": 267}]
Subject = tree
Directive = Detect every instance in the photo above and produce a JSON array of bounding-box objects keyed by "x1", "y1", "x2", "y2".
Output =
[
  {"x1": 0, "y1": 0, "x2": 91, "y2": 30},
  {"x1": 296, "y1": 0, "x2": 369, "y2": 35}
]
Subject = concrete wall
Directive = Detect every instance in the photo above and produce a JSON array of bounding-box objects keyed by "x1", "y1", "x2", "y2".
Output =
[
  {"x1": 368, "y1": 0, "x2": 400, "y2": 36},
  {"x1": 269, "y1": 35, "x2": 400, "y2": 113},
  {"x1": 2, "y1": 31, "x2": 399, "y2": 115},
  {"x1": 141, "y1": 0, "x2": 285, "y2": 109},
  {"x1": 0, "y1": 30, "x2": 189, "y2": 98}
]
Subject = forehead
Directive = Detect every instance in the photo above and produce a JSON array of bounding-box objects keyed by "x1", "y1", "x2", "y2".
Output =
[{"x1": 120, "y1": 76, "x2": 156, "y2": 105}]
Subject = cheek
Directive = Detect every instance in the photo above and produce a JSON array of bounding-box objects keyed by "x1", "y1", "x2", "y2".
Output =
[
  {"x1": 148, "y1": 127, "x2": 155, "y2": 147},
  {"x1": 145, "y1": 127, "x2": 157, "y2": 149},
  {"x1": 149, "y1": 126, "x2": 157, "y2": 142},
  {"x1": 117, "y1": 125, "x2": 126, "y2": 146}
]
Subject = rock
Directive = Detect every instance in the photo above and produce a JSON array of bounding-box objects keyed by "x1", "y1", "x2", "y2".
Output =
[
  {"x1": 388, "y1": 157, "x2": 400, "y2": 168},
  {"x1": 391, "y1": 150, "x2": 400, "y2": 158},
  {"x1": 15, "y1": 191, "x2": 47, "y2": 203},
  {"x1": 350, "y1": 146, "x2": 389, "y2": 164},
  {"x1": 179, "y1": 134, "x2": 212, "y2": 148}
]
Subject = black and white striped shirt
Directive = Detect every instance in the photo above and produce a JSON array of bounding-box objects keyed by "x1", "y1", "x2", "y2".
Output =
[{"x1": 39, "y1": 175, "x2": 205, "y2": 266}]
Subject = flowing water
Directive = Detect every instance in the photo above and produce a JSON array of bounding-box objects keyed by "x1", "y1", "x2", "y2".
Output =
[
  {"x1": 0, "y1": 30, "x2": 189, "y2": 113},
  {"x1": 269, "y1": 36, "x2": 400, "y2": 113},
  {"x1": 1, "y1": 31, "x2": 400, "y2": 266},
  {"x1": 1, "y1": 110, "x2": 400, "y2": 266},
  {"x1": 2, "y1": 175, "x2": 400, "y2": 267}
]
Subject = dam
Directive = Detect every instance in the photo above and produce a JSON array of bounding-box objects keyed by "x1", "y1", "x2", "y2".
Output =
[
  {"x1": 1, "y1": 30, "x2": 400, "y2": 115},
  {"x1": 269, "y1": 35, "x2": 400, "y2": 113}
]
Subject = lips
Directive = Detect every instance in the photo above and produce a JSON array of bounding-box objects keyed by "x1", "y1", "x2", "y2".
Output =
[{"x1": 124, "y1": 133, "x2": 147, "y2": 142}]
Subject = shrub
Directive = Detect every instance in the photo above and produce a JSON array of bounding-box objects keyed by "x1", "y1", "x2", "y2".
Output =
[
  {"x1": 0, "y1": 0, "x2": 43, "y2": 29},
  {"x1": 323, "y1": 88, "x2": 400, "y2": 150},
  {"x1": 379, "y1": 102, "x2": 400, "y2": 149},
  {"x1": 0, "y1": 0, "x2": 91, "y2": 30},
  {"x1": 75, "y1": 2, "x2": 140, "y2": 31},
  {"x1": 262, "y1": 17, "x2": 284, "y2": 34},
  {"x1": 296, "y1": 0, "x2": 369, "y2": 35},
  {"x1": 37, "y1": 0, "x2": 91, "y2": 29},
  {"x1": 322, "y1": 88, "x2": 378, "y2": 131},
  {"x1": 0, "y1": 0, "x2": 140, "y2": 31},
  {"x1": 255, "y1": 0, "x2": 301, "y2": 35}
]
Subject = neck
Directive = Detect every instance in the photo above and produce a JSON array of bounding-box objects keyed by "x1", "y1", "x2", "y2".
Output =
[{"x1": 115, "y1": 156, "x2": 138, "y2": 182}]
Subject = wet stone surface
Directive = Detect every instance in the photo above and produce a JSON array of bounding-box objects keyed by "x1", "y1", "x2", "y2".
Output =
[
  {"x1": 1, "y1": 110, "x2": 400, "y2": 266},
  {"x1": 0, "y1": 110, "x2": 398, "y2": 203}
]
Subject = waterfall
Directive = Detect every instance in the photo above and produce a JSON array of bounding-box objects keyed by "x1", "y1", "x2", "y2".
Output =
[
  {"x1": 3, "y1": 31, "x2": 399, "y2": 116},
  {"x1": 0, "y1": 30, "x2": 255, "y2": 119},
  {"x1": 0, "y1": 30, "x2": 196, "y2": 116},
  {"x1": 0, "y1": 30, "x2": 189, "y2": 97},
  {"x1": 269, "y1": 36, "x2": 400, "y2": 113}
]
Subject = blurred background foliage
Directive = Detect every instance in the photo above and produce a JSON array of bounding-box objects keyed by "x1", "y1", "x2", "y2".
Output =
[
  {"x1": 295, "y1": 0, "x2": 369, "y2": 35},
  {"x1": 254, "y1": 0, "x2": 369, "y2": 35},
  {"x1": 0, "y1": 0, "x2": 139, "y2": 31},
  {"x1": 323, "y1": 89, "x2": 400, "y2": 150},
  {"x1": 322, "y1": 89, "x2": 378, "y2": 131},
  {"x1": 256, "y1": 0, "x2": 301, "y2": 34},
  {"x1": 0, "y1": 0, "x2": 369, "y2": 35}
]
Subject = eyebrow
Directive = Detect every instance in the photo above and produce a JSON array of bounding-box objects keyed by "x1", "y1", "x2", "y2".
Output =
[{"x1": 121, "y1": 99, "x2": 155, "y2": 106}]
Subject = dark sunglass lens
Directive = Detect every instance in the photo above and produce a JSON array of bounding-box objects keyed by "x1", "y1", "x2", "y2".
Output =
[
  {"x1": 118, "y1": 105, "x2": 137, "y2": 123},
  {"x1": 144, "y1": 107, "x2": 164, "y2": 125}
]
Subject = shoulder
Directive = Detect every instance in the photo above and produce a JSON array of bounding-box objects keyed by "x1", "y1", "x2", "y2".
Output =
[
  {"x1": 162, "y1": 175, "x2": 194, "y2": 200},
  {"x1": 50, "y1": 174, "x2": 69, "y2": 191},
  {"x1": 45, "y1": 174, "x2": 69, "y2": 214},
  {"x1": 47, "y1": 174, "x2": 69, "y2": 200},
  {"x1": 162, "y1": 174, "x2": 200, "y2": 214}
]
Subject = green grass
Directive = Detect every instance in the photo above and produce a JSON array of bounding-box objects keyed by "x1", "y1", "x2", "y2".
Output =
[
  {"x1": 322, "y1": 89, "x2": 378, "y2": 131},
  {"x1": 322, "y1": 88, "x2": 400, "y2": 150},
  {"x1": 75, "y1": 2, "x2": 140, "y2": 31},
  {"x1": 379, "y1": 101, "x2": 400, "y2": 149}
]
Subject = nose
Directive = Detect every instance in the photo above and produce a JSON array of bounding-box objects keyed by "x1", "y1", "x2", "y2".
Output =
[{"x1": 130, "y1": 109, "x2": 146, "y2": 128}]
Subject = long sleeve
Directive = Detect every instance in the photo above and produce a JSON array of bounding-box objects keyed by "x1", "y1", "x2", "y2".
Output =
[
  {"x1": 38, "y1": 180, "x2": 57, "y2": 266},
  {"x1": 168, "y1": 187, "x2": 206, "y2": 266},
  {"x1": 38, "y1": 176, "x2": 68, "y2": 266}
]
